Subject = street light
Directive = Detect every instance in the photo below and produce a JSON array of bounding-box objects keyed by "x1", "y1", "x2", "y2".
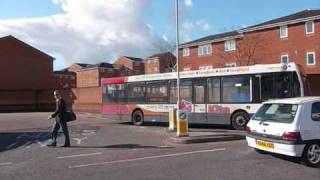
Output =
[{"x1": 175, "y1": 0, "x2": 180, "y2": 111}]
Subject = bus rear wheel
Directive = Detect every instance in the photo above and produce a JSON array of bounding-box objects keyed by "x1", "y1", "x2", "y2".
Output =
[
  {"x1": 132, "y1": 110, "x2": 144, "y2": 126},
  {"x1": 231, "y1": 111, "x2": 249, "y2": 130}
]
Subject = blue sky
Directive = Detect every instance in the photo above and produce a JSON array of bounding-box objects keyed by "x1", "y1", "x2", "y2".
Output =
[
  {"x1": 1, "y1": 0, "x2": 319, "y2": 42},
  {"x1": 0, "y1": 0, "x2": 319, "y2": 70}
]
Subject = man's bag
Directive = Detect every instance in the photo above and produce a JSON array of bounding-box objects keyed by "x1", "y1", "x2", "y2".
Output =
[{"x1": 64, "y1": 111, "x2": 77, "y2": 122}]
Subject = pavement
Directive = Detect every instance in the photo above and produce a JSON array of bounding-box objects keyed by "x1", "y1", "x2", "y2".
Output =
[
  {"x1": 163, "y1": 127, "x2": 246, "y2": 144},
  {"x1": 87, "y1": 113, "x2": 247, "y2": 144}
]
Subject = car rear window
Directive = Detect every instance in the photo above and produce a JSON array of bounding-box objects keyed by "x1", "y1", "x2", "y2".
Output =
[{"x1": 253, "y1": 103, "x2": 299, "y2": 124}]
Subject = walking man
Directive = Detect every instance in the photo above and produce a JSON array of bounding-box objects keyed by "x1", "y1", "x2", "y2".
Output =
[{"x1": 47, "y1": 90, "x2": 71, "y2": 147}]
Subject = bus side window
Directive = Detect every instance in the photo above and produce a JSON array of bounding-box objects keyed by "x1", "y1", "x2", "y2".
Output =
[
  {"x1": 292, "y1": 72, "x2": 301, "y2": 97},
  {"x1": 146, "y1": 81, "x2": 168, "y2": 103},
  {"x1": 127, "y1": 82, "x2": 146, "y2": 103},
  {"x1": 274, "y1": 72, "x2": 291, "y2": 99},
  {"x1": 181, "y1": 80, "x2": 193, "y2": 103},
  {"x1": 261, "y1": 74, "x2": 274, "y2": 101},
  {"x1": 252, "y1": 75, "x2": 261, "y2": 103},
  {"x1": 169, "y1": 81, "x2": 177, "y2": 104},
  {"x1": 207, "y1": 77, "x2": 220, "y2": 103}
]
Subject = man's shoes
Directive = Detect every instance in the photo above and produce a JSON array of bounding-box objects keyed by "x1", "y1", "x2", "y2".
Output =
[
  {"x1": 47, "y1": 143, "x2": 56, "y2": 147},
  {"x1": 61, "y1": 144, "x2": 70, "y2": 147}
]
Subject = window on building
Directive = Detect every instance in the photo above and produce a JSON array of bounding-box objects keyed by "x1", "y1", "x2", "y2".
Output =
[
  {"x1": 307, "y1": 52, "x2": 316, "y2": 65},
  {"x1": 280, "y1": 25, "x2": 288, "y2": 38},
  {"x1": 198, "y1": 44, "x2": 212, "y2": 56},
  {"x1": 182, "y1": 48, "x2": 190, "y2": 57},
  {"x1": 305, "y1": 21, "x2": 314, "y2": 34},
  {"x1": 281, "y1": 54, "x2": 289, "y2": 64},
  {"x1": 225, "y1": 40, "x2": 236, "y2": 51}
]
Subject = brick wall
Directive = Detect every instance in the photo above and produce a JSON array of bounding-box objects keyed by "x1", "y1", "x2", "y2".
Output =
[
  {"x1": 179, "y1": 20, "x2": 320, "y2": 75},
  {"x1": 0, "y1": 36, "x2": 54, "y2": 90}
]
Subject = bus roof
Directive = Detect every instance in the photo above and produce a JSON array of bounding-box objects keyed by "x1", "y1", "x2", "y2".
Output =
[{"x1": 102, "y1": 62, "x2": 299, "y2": 84}]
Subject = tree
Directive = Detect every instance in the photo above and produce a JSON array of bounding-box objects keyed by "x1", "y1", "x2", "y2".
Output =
[
  {"x1": 217, "y1": 32, "x2": 270, "y2": 67},
  {"x1": 148, "y1": 37, "x2": 177, "y2": 72},
  {"x1": 235, "y1": 33, "x2": 270, "y2": 66}
]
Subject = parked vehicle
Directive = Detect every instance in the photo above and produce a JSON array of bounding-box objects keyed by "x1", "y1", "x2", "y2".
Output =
[
  {"x1": 246, "y1": 97, "x2": 320, "y2": 167},
  {"x1": 101, "y1": 62, "x2": 307, "y2": 130}
]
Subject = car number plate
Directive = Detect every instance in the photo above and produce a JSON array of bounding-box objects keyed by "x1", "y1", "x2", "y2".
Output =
[{"x1": 256, "y1": 140, "x2": 274, "y2": 149}]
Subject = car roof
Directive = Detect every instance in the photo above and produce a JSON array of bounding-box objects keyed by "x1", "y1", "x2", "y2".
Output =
[{"x1": 263, "y1": 96, "x2": 320, "y2": 105}]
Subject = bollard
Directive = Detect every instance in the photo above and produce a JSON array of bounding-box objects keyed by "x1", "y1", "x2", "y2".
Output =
[
  {"x1": 168, "y1": 108, "x2": 177, "y2": 131},
  {"x1": 176, "y1": 110, "x2": 189, "y2": 137}
]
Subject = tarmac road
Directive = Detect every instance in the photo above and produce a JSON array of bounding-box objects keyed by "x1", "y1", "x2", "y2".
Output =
[{"x1": 0, "y1": 112, "x2": 319, "y2": 180}]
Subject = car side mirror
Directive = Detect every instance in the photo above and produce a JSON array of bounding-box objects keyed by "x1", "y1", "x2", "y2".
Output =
[{"x1": 312, "y1": 113, "x2": 320, "y2": 121}]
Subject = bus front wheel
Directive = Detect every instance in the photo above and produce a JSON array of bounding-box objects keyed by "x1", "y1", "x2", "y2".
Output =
[
  {"x1": 132, "y1": 110, "x2": 144, "y2": 126},
  {"x1": 231, "y1": 111, "x2": 249, "y2": 130}
]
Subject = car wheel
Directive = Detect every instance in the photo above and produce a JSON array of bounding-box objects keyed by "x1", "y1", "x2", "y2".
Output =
[
  {"x1": 231, "y1": 111, "x2": 249, "y2": 130},
  {"x1": 132, "y1": 110, "x2": 144, "y2": 126},
  {"x1": 302, "y1": 142, "x2": 320, "y2": 167}
]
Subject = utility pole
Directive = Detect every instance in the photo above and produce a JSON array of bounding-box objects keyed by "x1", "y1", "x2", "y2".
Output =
[{"x1": 175, "y1": 0, "x2": 180, "y2": 110}]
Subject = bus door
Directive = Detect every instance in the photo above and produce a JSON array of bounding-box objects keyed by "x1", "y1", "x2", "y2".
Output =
[{"x1": 191, "y1": 79, "x2": 207, "y2": 123}]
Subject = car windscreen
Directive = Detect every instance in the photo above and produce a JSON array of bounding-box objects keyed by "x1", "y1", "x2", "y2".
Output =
[{"x1": 252, "y1": 103, "x2": 299, "y2": 124}]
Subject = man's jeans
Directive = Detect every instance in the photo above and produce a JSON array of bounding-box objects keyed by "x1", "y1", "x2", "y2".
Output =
[{"x1": 51, "y1": 120, "x2": 70, "y2": 145}]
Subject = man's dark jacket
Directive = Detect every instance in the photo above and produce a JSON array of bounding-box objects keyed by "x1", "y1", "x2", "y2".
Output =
[{"x1": 51, "y1": 98, "x2": 67, "y2": 122}]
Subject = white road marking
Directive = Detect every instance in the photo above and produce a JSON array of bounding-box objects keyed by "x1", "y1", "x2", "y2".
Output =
[
  {"x1": 72, "y1": 137, "x2": 87, "y2": 145},
  {"x1": 37, "y1": 140, "x2": 51, "y2": 148},
  {"x1": 6, "y1": 142, "x2": 18, "y2": 149},
  {"x1": 69, "y1": 148, "x2": 226, "y2": 169},
  {"x1": 57, "y1": 152, "x2": 103, "y2": 159},
  {"x1": 0, "y1": 162, "x2": 12, "y2": 166}
]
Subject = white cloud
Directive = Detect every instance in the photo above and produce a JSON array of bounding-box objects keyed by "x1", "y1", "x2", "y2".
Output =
[
  {"x1": 184, "y1": 0, "x2": 193, "y2": 7},
  {"x1": 0, "y1": 0, "x2": 169, "y2": 70},
  {"x1": 162, "y1": 35, "x2": 169, "y2": 42},
  {"x1": 181, "y1": 19, "x2": 211, "y2": 42}
]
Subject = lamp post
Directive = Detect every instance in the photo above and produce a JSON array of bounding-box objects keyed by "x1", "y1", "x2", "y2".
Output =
[{"x1": 175, "y1": 0, "x2": 180, "y2": 111}]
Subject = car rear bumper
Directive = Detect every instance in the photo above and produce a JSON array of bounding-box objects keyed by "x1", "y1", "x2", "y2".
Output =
[{"x1": 246, "y1": 136, "x2": 305, "y2": 157}]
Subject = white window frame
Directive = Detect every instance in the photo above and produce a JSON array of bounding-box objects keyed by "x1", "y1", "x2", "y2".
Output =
[
  {"x1": 306, "y1": 51, "x2": 316, "y2": 65},
  {"x1": 224, "y1": 40, "x2": 236, "y2": 51},
  {"x1": 198, "y1": 44, "x2": 212, "y2": 56},
  {"x1": 305, "y1": 21, "x2": 314, "y2": 34},
  {"x1": 182, "y1": 48, "x2": 190, "y2": 57},
  {"x1": 280, "y1": 25, "x2": 288, "y2": 38},
  {"x1": 199, "y1": 66, "x2": 213, "y2": 70},
  {"x1": 183, "y1": 67, "x2": 191, "y2": 71},
  {"x1": 225, "y1": 62, "x2": 237, "y2": 67},
  {"x1": 280, "y1": 54, "x2": 289, "y2": 64}
]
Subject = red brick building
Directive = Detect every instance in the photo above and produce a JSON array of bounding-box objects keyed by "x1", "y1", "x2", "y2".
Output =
[
  {"x1": 0, "y1": 35, "x2": 55, "y2": 111},
  {"x1": 144, "y1": 52, "x2": 176, "y2": 74},
  {"x1": 68, "y1": 63, "x2": 92, "y2": 72},
  {"x1": 53, "y1": 70, "x2": 76, "y2": 89},
  {"x1": 76, "y1": 63, "x2": 119, "y2": 88},
  {"x1": 179, "y1": 9, "x2": 320, "y2": 94},
  {"x1": 114, "y1": 56, "x2": 144, "y2": 75}
]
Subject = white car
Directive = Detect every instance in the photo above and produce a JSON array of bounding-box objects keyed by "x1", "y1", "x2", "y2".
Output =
[{"x1": 246, "y1": 97, "x2": 320, "y2": 167}]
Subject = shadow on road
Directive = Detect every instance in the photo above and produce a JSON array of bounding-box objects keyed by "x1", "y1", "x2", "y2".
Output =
[
  {"x1": 119, "y1": 122, "x2": 233, "y2": 130},
  {"x1": 0, "y1": 131, "x2": 52, "y2": 152},
  {"x1": 67, "y1": 144, "x2": 173, "y2": 149}
]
